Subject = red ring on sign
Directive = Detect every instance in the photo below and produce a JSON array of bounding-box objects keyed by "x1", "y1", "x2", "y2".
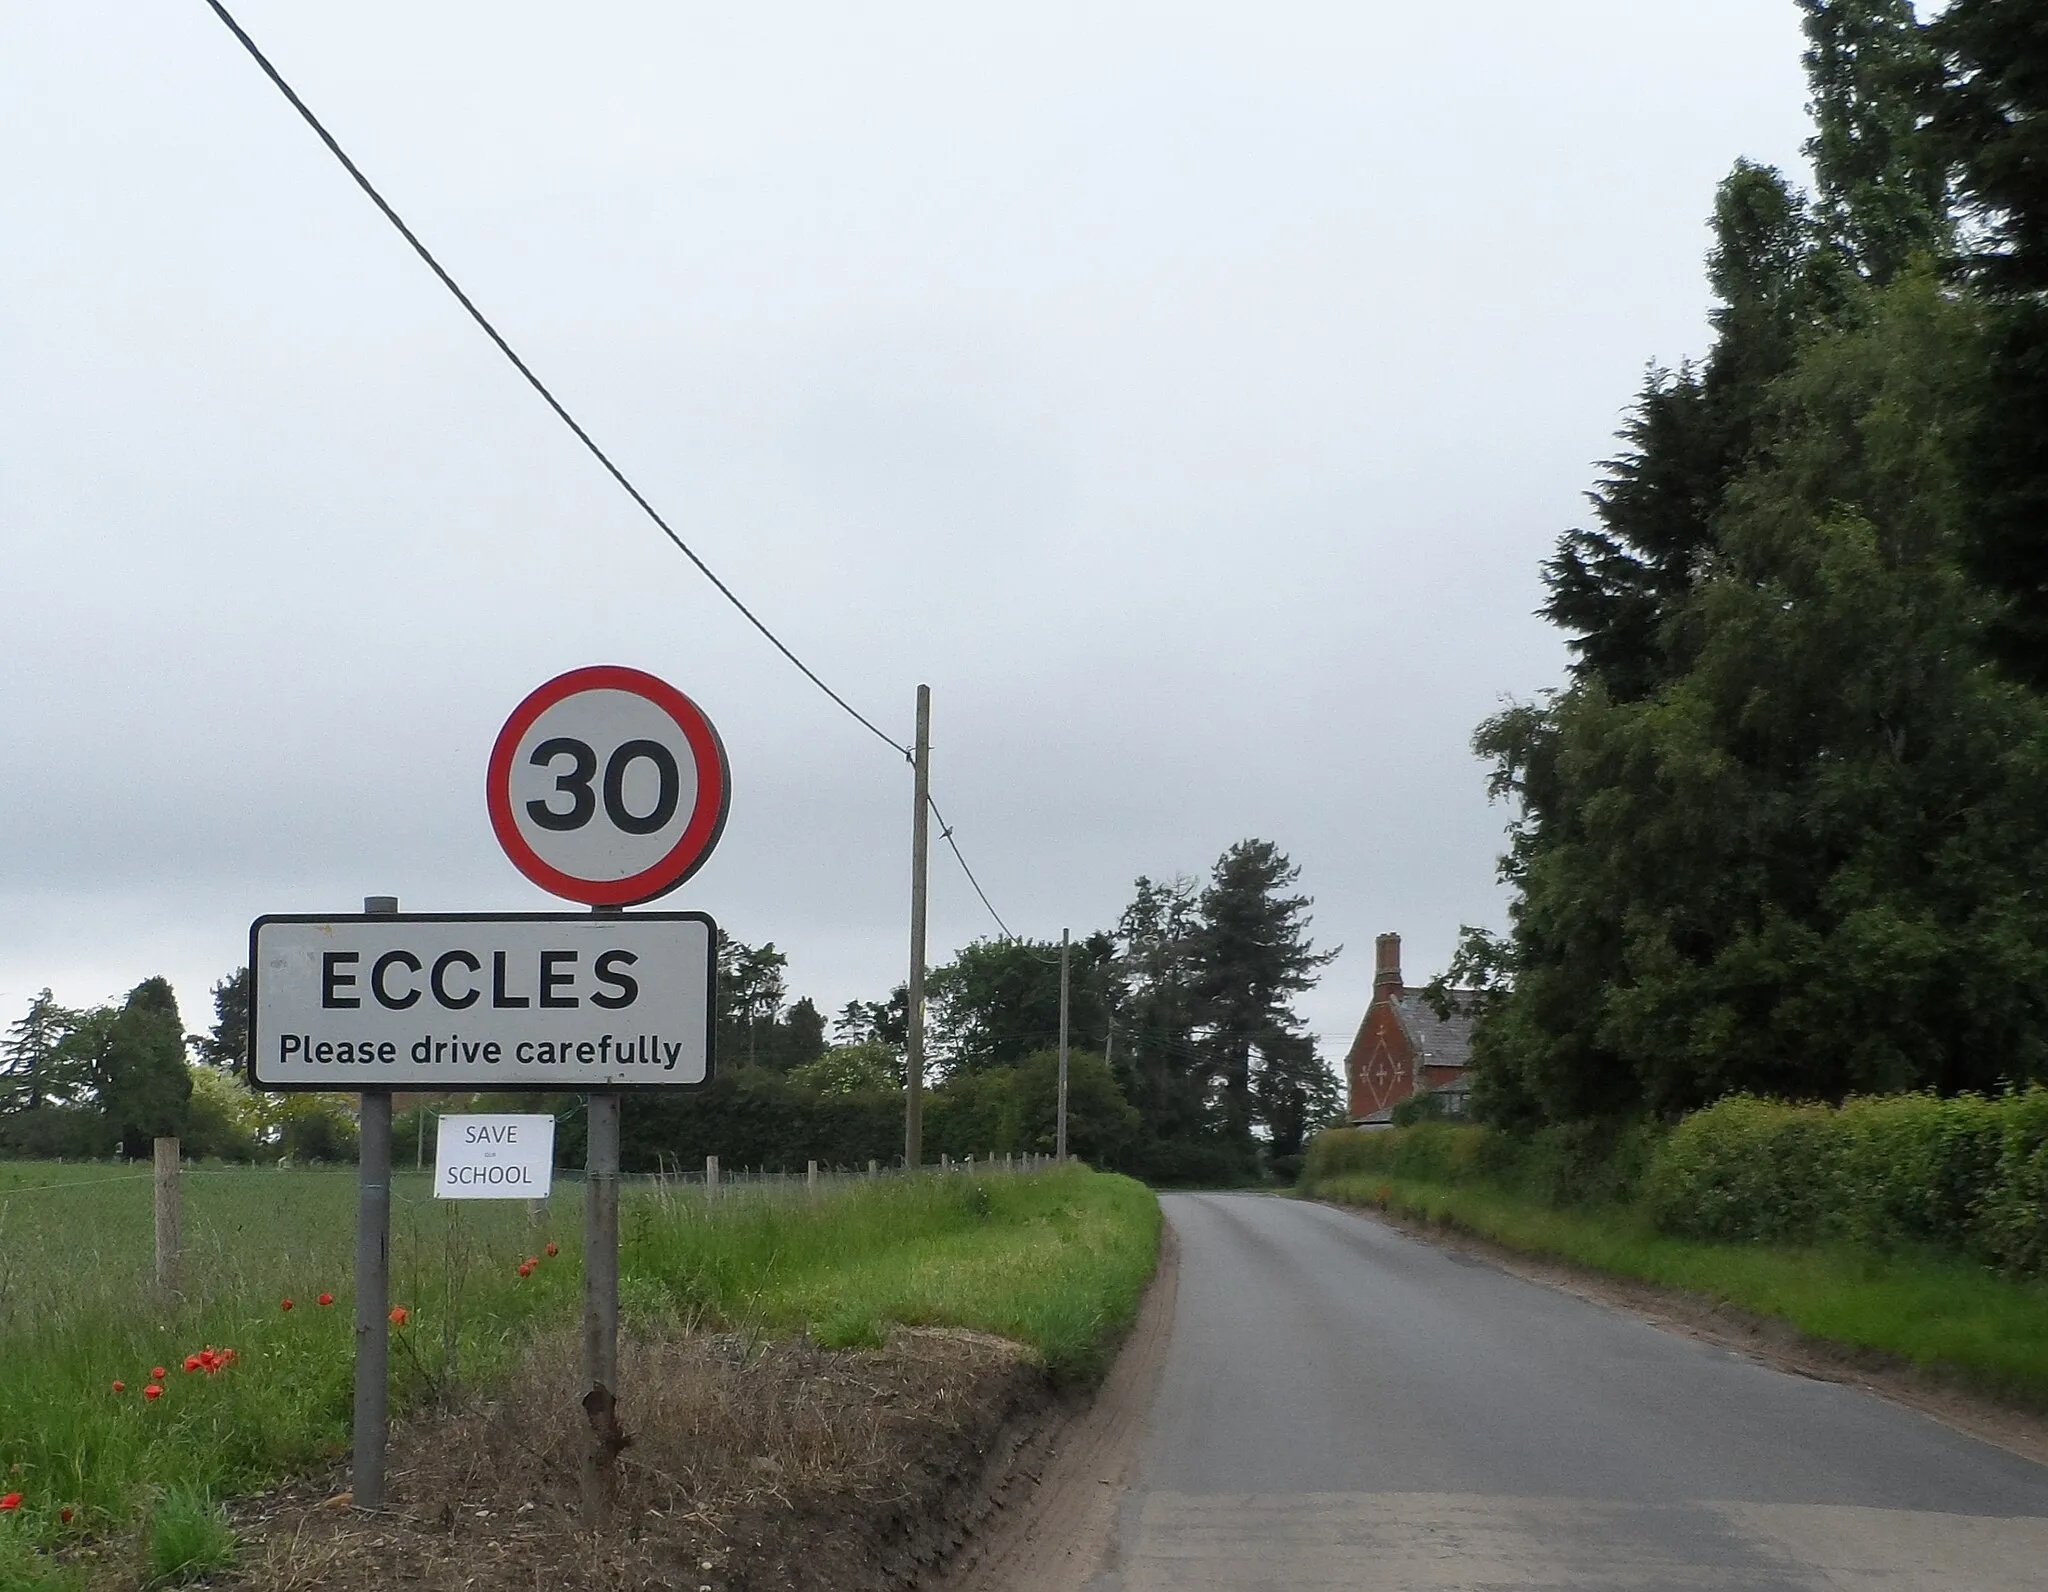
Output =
[{"x1": 487, "y1": 666, "x2": 730, "y2": 906}]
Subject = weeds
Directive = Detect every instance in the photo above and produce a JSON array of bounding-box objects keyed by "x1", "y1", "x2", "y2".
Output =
[
  {"x1": 144, "y1": 1487, "x2": 236, "y2": 1587},
  {"x1": 0, "y1": 1161, "x2": 1158, "y2": 1584}
]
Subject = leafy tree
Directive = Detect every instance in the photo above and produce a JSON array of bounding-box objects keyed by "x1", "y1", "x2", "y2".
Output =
[
  {"x1": 190, "y1": 968, "x2": 249, "y2": 1070},
  {"x1": 1456, "y1": 13, "x2": 2048, "y2": 1127},
  {"x1": 1, "y1": 989, "x2": 84, "y2": 1112},
  {"x1": 709, "y1": 936, "x2": 830, "y2": 1071},
  {"x1": 924, "y1": 1066, "x2": 1017, "y2": 1160},
  {"x1": 1193, "y1": 840, "x2": 1337, "y2": 1156},
  {"x1": 274, "y1": 1094, "x2": 359, "y2": 1163},
  {"x1": 832, "y1": 989, "x2": 908, "y2": 1049},
  {"x1": 1798, "y1": 0, "x2": 1950, "y2": 287},
  {"x1": 1253, "y1": 1030, "x2": 1341, "y2": 1166},
  {"x1": 95, "y1": 977, "x2": 193, "y2": 1157},
  {"x1": 716, "y1": 934, "x2": 787, "y2": 1068},
  {"x1": 1006, "y1": 1049, "x2": 1140, "y2": 1167},
  {"x1": 789, "y1": 1041, "x2": 900, "y2": 1095},
  {"x1": 184, "y1": 1066, "x2": 263, "y2": 1160},
  {"x1": 1478, "y1": 271, "x2": 2048, "y2": 1121},
  {"x1": 927, "y1": 935, "x2": 1113, "y2": 1074}
]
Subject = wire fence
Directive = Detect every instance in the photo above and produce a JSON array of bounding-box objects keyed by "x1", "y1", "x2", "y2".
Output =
[{"x1": 0, "y1": 1137, "x2": 1064, "y2": 1334}]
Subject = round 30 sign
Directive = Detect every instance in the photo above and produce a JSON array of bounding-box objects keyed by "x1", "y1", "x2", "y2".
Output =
[{"x1": 487, "y1": 666, "x2": 730, "y2": 906}]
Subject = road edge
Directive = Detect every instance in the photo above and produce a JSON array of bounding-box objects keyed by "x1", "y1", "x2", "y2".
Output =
[
  {"x1": 1317, "y1": 1196, "x2": 2048, "y2": 1471},
  {"x1": 927, "y1": 1218, "x2": 1180, "y2": 1592}
]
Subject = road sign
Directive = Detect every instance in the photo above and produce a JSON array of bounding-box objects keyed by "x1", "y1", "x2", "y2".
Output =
[
  {"x1": 248, "y1": 912, "x2": 716, "y2": 1091},
  {"x1": 435, "y1": 1114, "x2": 555, "y2": 1199},
  {"x1": 487, "y1": 665, "x2": 730, "y2": 907}
]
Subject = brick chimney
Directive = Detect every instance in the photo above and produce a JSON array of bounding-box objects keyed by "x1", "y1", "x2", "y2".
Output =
[{"x1": 1374, "y1": 932, "x2": 1403, "y2": 994}]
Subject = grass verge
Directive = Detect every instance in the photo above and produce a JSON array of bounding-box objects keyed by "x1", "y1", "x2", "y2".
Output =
[
  {"x1": 0, "y1": 1163, "x2": 1157, "y2": 1579},
  {"x1": 1314, "y1": 1172, "x2": 2048, "y2": 1405},
  {"x1": 625, "y1": 1165, "x2": 1162, "y2": 1381}
]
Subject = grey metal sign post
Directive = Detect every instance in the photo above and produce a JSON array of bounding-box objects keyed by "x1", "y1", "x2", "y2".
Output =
[
  {"x1": 354, "y1": 893, "x2": 397, "y2": 1511},
  {"x1": 247, "y1": 665, "x2": 729, "y2": 1525}
]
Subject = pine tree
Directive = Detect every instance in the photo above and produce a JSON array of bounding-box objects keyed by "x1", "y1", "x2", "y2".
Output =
[
  {"x1": 1113, "y1": 874, "x2": 1208, "y2": 1148},
  {"x1": 716, "y1": 935, "x2": 788, "y2": 1068},
  {"x1": 190, "y1": 969, "x2": 249, "y2": 1070},
  {"x1": 1799, "y1": 0, "x2": 1950, "y2": 287},
  {"x1": 1929, "y1": 0, "x2": 2048, "y2": 292},
  {"x1": 96, "y1": 977, "x2": 192, "y2": 1157},
  {"x1": 1929, "y1": 1, "x2": 2048, "y2": 685},
  {"x1": 1460, "y1": 11, "x2": 2048, "y2": 1124},
  {"x1": 1192, "y1": 841, "x2": 1336, "y2": 1157},
  {"x1": 0, "y1": 990, "x2": 82, "y2": 1113},
  {"x1": 1541, "y1": 163, "x2": 1814, "y2": 701}
]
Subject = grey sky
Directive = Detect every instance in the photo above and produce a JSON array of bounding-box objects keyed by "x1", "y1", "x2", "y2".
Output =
[{"x1": 2, "y1": 1, "x2": 1811, "y2": 1057}]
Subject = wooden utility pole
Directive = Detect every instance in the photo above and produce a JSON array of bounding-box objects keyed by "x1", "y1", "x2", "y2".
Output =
[
  {"x1": 905, "y1": 685, "x2": 932, "y2": 1171},
  {"x1": 354, "y1": 893, "x2": 398, "y2": 1511},
  {"x1": 1056, "y1": 928, "x2": 1071, "y2": 1163}
]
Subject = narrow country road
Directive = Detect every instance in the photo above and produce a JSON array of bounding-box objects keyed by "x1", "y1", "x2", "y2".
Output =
[{"x1": 1082, "y1": 1193, "x2": 2048, "y2": 1591}]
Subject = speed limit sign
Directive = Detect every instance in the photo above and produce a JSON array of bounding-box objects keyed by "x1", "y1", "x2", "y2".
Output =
[{"x1": 487, "y1": 666, "x2": 730, "y2": 906}]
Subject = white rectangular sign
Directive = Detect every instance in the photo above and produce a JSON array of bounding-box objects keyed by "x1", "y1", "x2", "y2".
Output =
[
  {"x1": 249, "y1": 912, "x2": 715, "y2": 1090},
  {"x1": 436, "y1": 1113, "x2": 555, "y2": 1199}
]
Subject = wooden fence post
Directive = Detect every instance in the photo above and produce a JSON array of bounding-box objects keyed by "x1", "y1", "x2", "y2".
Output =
[
  {"x1": 705, "y1": 1154, "x2": 720, "y2": 1200},
  {"x1": 153, "y1": 1136, "x2": 180, "y2": 1300}
]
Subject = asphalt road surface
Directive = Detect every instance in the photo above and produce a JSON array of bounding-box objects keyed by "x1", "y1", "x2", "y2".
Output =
[{"x1": 1086, "y1": 1193, "x2": 2048, "y2": 1591}]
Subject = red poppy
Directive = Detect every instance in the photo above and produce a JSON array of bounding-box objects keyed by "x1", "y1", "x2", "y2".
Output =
[
  {"x1": 317, "y1": 1292, "x2": 334, "y2": 1307},
  {"x1": 545, "y1": 1242, "x2": 559, "y2": 1257},
  {"x1": 60, "y1": 1507, "x2": 74, "y2": 1524},
  {"x1": 183, "y1": 1355, "x2": 201, "y2": 1374},
  {"x1": 389, "y1": 1306, "x2": 409, "y2": 1326},
  {"x1": 0, "y1": 1492, "x2": 20, "y2": 1511},
  {"x1": 517, "y1": 1262, "x2": 533, "y2": 1279},
  {"x1": 280, "y1": 1298, "x2": 294, "y2": 1311},
  {"x1": 150, "y1": 1366, "x2": 167, "y2": 1381},
  {"x1": 143, "y1": 1385, "x2": 163, "y2": 1402},
  {"x1": 112, "y1": 1381, "x2": 126, "y2": 1393}
]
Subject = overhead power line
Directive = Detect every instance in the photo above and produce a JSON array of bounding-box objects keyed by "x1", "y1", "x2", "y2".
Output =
[
  {"x1": 198, "y1": 0, "x2": 908, "y2": 761},
  {"x1": 199, "y1": 1, "x2": 1024, "y2": 944},
  {"x1": 926, "y1": 796, "x2": 1015, "y2": 942}
]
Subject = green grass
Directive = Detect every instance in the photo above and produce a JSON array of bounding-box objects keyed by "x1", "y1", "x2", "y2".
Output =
[
  {"x1": 0, "y1": 1164, "x2": 577, "y2": 1541},
  {"x1": 1313, "y1": 1172, "x2": 2048, "y2": 1404},
  {"x1": 624, "y1": 1166, "x2": 1161, "y2": 1380},
  {"x1": 0, "y1": 1160, "x2": 1158, "y2": 1573},
  {"x1": 141, "y1": 1488, "x2": 235, "y2": 1587}
]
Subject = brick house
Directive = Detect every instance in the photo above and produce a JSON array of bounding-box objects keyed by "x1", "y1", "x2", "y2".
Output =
[{"x1": 1342, "y1": 933, "x2": 1477, "y2": 1125}]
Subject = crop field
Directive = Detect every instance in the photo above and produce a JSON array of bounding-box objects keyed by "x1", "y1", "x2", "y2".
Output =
[{"x1": 0, "y1": 1161, "x2": 1159, "y2": 1587}]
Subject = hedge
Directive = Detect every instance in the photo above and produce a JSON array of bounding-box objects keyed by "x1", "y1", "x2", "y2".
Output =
[
  {"x1": 1304, "y1": 1086, "x2": 2048, "y2": 1278},
  {"x1": 1643, "y1": 1088, "x2": 2048, "y2": 1271}
]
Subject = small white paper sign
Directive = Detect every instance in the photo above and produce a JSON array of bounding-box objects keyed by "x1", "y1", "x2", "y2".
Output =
[{"x1": 435, "y1": 1113, "x2": 555, "y2": 1199}]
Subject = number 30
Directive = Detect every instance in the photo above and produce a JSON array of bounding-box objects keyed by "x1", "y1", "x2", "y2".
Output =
[{"x1": 527, "y1": 738, "x2": 680, "y2": 835}]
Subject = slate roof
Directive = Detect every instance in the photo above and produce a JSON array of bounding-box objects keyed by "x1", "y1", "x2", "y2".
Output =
[{"x1": 1390, "y1": 991, "x2": 1479, "y2": 1072}]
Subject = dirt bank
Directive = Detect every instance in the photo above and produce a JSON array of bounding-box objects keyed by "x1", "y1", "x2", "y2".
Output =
[
  {"x1": 931, "y1": 1225, "x2": 1180, "y2": 1592},
  {"x1": 218, "y1": 1326, "x2": 1055, "y2": 1592}
]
